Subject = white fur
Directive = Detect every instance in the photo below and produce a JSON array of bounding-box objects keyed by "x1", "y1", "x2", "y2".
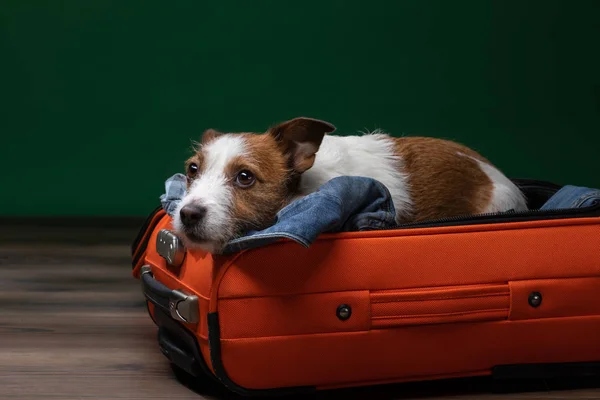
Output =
[
  {"x1": 172, "y1": 135, "x2": 247, "y2": 249},
  {"x1": 458, "y1": 152, "x2": 528, "y2": 213},
  {"x1": 298, "y1": 132, "x2": 413, "y2": 221}
]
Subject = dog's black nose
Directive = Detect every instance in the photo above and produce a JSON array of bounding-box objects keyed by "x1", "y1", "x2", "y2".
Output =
[{"x1": 179, "y1": 205, "x2": 207, "y2": 226}]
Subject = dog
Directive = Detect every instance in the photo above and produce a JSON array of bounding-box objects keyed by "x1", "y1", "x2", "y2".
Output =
[{"x1": 173, "y1": 117, "x2": 527, "y2": 252}]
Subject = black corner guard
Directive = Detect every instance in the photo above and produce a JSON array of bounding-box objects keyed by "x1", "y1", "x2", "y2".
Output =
[
  {"x1": 207, "y1": 312, "x2": 315, "y2": 397},
  {"x1": 153, "y1": 308, "x2": 217, "y2": 383},
  {"x1": 492, "y1": 362, "x2": 600, "y2": 380},
  {"x1": 158, "y1": 326, "x2": 204, "y2": 377}
]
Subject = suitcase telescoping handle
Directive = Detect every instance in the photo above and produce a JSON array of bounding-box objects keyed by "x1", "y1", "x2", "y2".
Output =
[{"x1": 140, "y1": 265, "x2": 200, "y2": 324}]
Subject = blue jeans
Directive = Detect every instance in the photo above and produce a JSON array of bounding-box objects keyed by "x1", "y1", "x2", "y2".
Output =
[
  {"x1": 540, "y1": 185, "x2": 600, "y2": 210},
  {"x1": 222, "y1": 175, "x2": 397, "y2": 254}
]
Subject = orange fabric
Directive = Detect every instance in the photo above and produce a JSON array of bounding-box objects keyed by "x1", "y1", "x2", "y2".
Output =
[
  {"x1": 509, "y1": 277, "x2": 600, "y2": 320},
  {"x1": 218, "y1": 219, "x2": 600, "y2": 298},
  {"x1": 371, "y1": 284, "x2": 510, "y2": 327},
  {"x1": 220, "y1": 317, "x2": 600, "y2": 389},
  {"x1": 138, "y1": 214, "x2": 600, "y2": 391},
  {"x1": 218, "y1": 290, "x2": 370, "y2": 339},
  {"x1": 208, "y1": 251, "x2": 247, "y2": 313}
]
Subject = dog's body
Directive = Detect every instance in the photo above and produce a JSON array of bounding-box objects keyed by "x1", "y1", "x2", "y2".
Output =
[{"x1": 174, "y1": 117, "x2": 527, "y2": 252}]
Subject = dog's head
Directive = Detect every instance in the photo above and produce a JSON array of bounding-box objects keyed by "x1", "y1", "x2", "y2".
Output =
[{"x1": 173, "y1": 117, "x2": 336, "y2": 253}]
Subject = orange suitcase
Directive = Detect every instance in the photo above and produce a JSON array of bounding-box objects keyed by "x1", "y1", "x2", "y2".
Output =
[{"x1": 132, "y1": 179, "x2": 600, "y2": 396}]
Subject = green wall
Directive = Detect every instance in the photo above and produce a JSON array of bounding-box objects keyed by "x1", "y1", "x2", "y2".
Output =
[{"x1": 2, "y1": 0, "x2": 599, "y2": 216}]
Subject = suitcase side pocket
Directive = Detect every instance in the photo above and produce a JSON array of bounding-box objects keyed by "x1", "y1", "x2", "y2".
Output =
[{"x1": 370, "y1": 283, "x2": 510, "y2": 328}]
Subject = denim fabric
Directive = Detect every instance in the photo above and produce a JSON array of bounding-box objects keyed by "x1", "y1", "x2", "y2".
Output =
[
  {"x1": 222, "y1": 176, "x2": 397, "y2": 253},
  {"x1": 159, "y1": 173, "x2": 187, "y2": 216},
  {"x1": 540, "y1": 185, "x2": 600, "y2": 210},
  {"x1": 159, "y1": 174, "x2": 397, "y2": 254}
]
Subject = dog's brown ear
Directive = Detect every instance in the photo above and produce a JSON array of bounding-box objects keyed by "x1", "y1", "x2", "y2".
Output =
[
  {"x1": 268, "y1": 117, "x2": 336, "y2": 173},
  {"x1": 201, "y1": 128, "x2": 221, "y2": 144}
]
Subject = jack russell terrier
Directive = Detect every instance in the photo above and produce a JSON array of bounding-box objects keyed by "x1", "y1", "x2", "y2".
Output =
[{"x1": 173, "y1": 117, "x2": 527, "y2": 252}]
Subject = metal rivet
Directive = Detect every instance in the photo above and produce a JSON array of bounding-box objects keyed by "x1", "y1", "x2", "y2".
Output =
[
  {"x1": 336, "y1": 304, "x2": 352, "y2": 321},
  {"x1": 528, "y1": 292, "x2": 542, "y2": 308}
]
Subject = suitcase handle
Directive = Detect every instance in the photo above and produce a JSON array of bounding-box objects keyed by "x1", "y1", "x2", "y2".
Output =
[
  {"x1": 140, "y1": 265, "x2": 200, "y2": 324},
  {"x1": 370, "y1": 283, "x2": 510, "y2": 327}
]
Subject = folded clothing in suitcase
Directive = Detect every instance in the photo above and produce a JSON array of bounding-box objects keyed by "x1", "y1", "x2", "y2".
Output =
[{"x1": 131, "y1": 178, "x2": 600, "y2": 396}]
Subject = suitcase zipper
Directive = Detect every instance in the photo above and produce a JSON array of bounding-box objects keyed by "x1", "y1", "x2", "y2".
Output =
[{"x1": 389, "y1": 201, "x2": 600, "y2": 230}]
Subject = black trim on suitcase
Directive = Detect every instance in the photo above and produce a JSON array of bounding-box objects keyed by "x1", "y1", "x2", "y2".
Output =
[
  {"x1": 493, "y1": 362, "x2": 600, "y2": 380},
  {"x1": 510, "y1": 179, "x2": 563, "y2": 209},
  {"x1": 207, "y1": 312, "x2": 316, "y2": 397},
  {"x1": 154, "y1": 308, "x2": 218, "y2": 383},
  {"x1": 391, "y1": 201, "x2": 600, "y2": 230},
  {"x1": 131, "y1": 205, "x2": 164, "y2": 268},
  {"x1": 158, "y1": 326, "x2": 205, "y2": 378}
]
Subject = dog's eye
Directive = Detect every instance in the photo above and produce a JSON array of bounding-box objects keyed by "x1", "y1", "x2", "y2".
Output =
[
  {"x1": 187, "y1": 163, "x2": 198, "y2": 176},
  {"x1": 235, "y1": 170, "x2": 255, "y2": 187}
]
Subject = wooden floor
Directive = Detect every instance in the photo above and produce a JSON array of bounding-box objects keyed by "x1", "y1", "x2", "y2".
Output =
[{"x1": 1, "y1": 225, "x2": 599, "y2": 400}]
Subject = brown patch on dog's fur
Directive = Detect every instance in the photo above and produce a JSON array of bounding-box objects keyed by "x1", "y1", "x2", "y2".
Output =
[
  {"x1": 218, "y1": 120, "x2": 336, "y2": 235},
  {"x1": 184, "y1": 154, "x2": 203, "y2": 188},
  {"x1": 267, "y1": 117, "x2": 336, "y2": 174},
  {"x1": 394, "y1": 137, "x2": 494, "y2": 222},
  {"x1": 226, "y1": 133, "x2": 291, "y2": 233},
  {"x1": 201, "y1": 128, "x2": 221, "y2": 144}
]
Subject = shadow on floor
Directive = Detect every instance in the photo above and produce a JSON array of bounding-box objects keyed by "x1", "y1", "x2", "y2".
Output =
[{"x1": 172, "y1": 364, "x2": 600, "y2": 400}]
